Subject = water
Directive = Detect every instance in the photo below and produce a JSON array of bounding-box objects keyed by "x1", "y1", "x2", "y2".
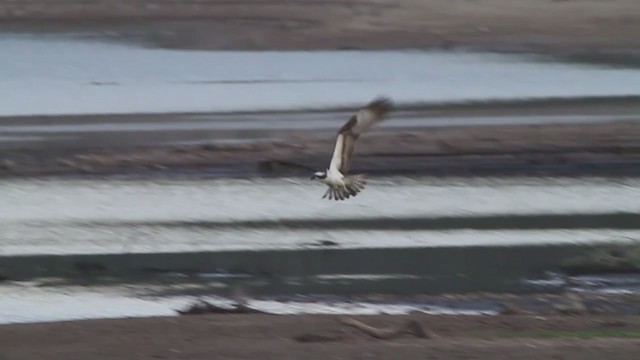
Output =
[
  {"x1": 2, "y1": 270, "x2": 639, "y2": 324},
  {"x1": 4, "y1": 177, "x2": 639, "y2": 222},
  {"x1": 2, "y1": 33, "x2": 640, "y2": 324},
  {"x1": 2, "y1": 35, "x2": 640, "y2": 116},
  {"x1": 1, "y1": 177, "x2": 639, "y2": 255},
  {"x1": 0, "y1": 282, "x2": 495, "y2": 324},
  {"x1": 1, "y1": 176, "x2": 639, "y2": 324}
]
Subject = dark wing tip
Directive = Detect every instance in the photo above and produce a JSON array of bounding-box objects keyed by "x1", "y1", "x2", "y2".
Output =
[
  {"x1": 338, "y1": 96, "x2": 394, "y2": 135},
  {"x1": 366, "y1": 96, "x2": 394, "y2": 117}
]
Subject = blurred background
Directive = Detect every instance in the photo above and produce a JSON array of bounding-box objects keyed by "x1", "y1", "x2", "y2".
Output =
[{"x1": 1, "y1": 1, "x2": 640, "y2": 358}]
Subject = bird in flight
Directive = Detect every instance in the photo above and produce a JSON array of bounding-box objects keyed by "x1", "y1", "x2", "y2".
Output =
[{"x1": 310, "y1": 96, "x2": 393, "y2": 200}]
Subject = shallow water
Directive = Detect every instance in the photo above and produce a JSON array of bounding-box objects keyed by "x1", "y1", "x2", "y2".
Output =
[
  {"x1": 4, "y1": 177, "x2": 639, "y2": 222},
  {"x1": 0, "y1": 282, "x2": 496, "y2": 324},
  {"x1": 2, "y1": 35, "x2": 640, "y2": 116},
  {"x1": 1, "y1": 177, "x2": 639, "y2": 255},
  {"x1": 2, "y1": 270, "x2": 639, "y2": 324},
  {"x1": 2, "y1": 176, "x2": 639, "y2": 324}
]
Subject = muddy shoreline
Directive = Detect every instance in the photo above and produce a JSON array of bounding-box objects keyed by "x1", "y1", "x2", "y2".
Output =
[
  {"x1": 3, "y1": 313, "x2": 640, "y2": 359},
  {"x1": 1, "y1": 0, "x2": 640, "y2": 59},
  {"x1": 3, "y1": 115, "x2": 640, "y2": 180}
]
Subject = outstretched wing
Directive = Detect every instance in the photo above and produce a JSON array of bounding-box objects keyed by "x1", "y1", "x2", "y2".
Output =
[{"x1": 328, "y1": 97, "x2": 393, "y2": 175}]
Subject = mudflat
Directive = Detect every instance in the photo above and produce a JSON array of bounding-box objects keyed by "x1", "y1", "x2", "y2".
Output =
[
  {"x1": 1, "y1": 0, "x2": 639, "y2": 55},
  {"x1": 2, "y1": 314, "x2": 640, "y2": 359},
  {"x1": 2, "y1": 114, "x2": 640, "y2": 178}
]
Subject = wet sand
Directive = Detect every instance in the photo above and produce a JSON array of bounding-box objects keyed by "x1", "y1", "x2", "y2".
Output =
[{"x1": 2, "y1": 314, "x2": 640, "y2": 359}]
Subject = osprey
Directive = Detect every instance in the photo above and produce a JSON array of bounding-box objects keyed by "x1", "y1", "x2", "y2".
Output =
[{"x1": 311, "y1": 96, "x2": 393, "y2": 200}]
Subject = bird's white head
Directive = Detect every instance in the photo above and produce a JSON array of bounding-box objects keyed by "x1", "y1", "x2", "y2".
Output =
[{"x1": 311, "y1": 171, "x2": 327, "y2": 180}]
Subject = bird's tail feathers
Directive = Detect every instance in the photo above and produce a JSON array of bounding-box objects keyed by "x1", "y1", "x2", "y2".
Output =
[{"x1": 322, "y1": 174, "x2": 367, "y2": 201}]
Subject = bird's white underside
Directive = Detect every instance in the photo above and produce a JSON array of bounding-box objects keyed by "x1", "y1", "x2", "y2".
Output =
[
  {"x1": 327, "y1": 108, "x2": 383, "y2": 177},
  {"x1": 316, "y1": 97, "x2": 391, "y2": 200}
]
